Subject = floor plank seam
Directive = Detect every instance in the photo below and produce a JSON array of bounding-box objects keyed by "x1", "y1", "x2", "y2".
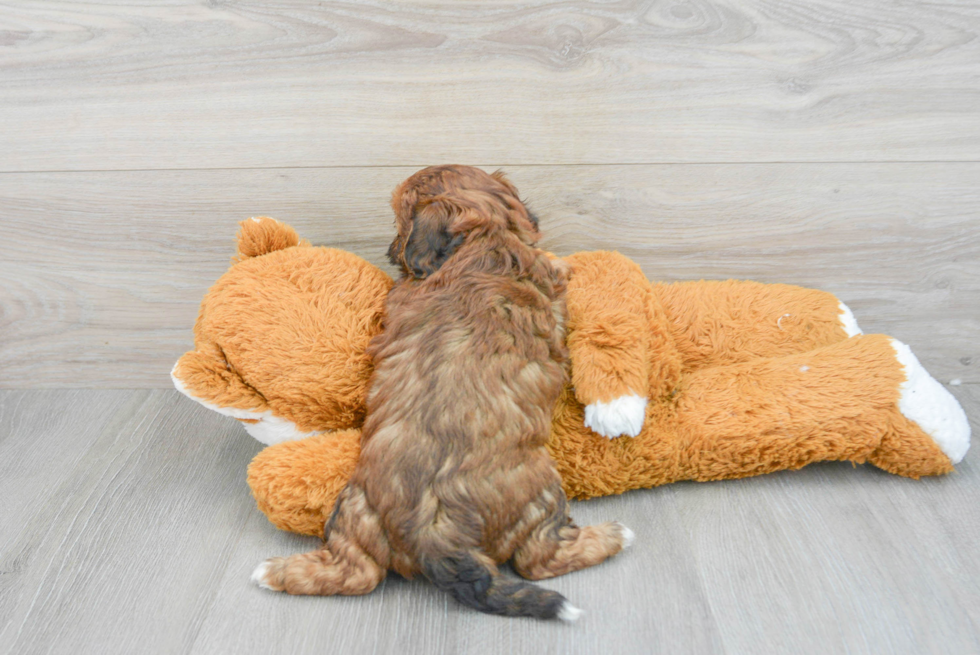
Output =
[{"x1": 3, "y1": 160, "x2": 980, "y2": 175}]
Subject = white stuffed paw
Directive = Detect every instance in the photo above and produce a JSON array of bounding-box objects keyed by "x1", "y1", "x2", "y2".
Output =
[
  {"x1": 584, "y1": 393, "x2": 647, "y2": 438},
  {"x1": 891, "y1": 339, "x2": 971, "y2": 463}
]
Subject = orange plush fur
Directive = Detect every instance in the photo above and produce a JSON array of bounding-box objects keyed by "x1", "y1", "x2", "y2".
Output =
[
  {"x1": 174, "y1": 217, "x2": 970, "y2": 538},
  {"x1": 172, "y1": 219, "x2": 390, "y2": 437}
]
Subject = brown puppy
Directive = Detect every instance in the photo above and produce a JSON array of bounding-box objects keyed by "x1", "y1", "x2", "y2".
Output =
[{"x1": 252, "y1": 165, "x2": 632, "y2": 620}]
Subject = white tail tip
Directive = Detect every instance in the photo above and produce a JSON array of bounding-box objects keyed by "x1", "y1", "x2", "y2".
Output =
[{"x1": 558, "y1": 601, "x2": 584, "y2": 622}]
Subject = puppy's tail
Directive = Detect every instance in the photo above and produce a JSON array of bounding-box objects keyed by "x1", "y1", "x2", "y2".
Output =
[
  {"x1": 234, "y1": 216, "x2": 309, "y2": 261},
  {"x1": 422, "y1": 551, "x2": 580, "y2": 621}
]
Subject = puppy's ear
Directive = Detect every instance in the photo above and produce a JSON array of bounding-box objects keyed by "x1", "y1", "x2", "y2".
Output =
[
  {"x1": 391, "y1": 200, "x2": 465, "y2": 278},
  {"x1": 491, "y1": 170, "x2": 540, "y2": 239},
  {"x1": 491, "y1": 170, "x2": 518, "y2": 194}
]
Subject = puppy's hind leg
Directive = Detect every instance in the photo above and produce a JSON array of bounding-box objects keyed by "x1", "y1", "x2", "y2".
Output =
[
  {"x1": 513, "y1": 496, "x2": 632, "y2": 582},
  {"x1": 252, "y1": 485, "x2": 388, "y2": 596},
  {"x1": 252, "y1": 537, "x2": 385, "y2": 596}
]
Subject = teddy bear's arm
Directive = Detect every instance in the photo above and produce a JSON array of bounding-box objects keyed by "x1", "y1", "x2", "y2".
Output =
[
  {"x1": 563, "y1": 252, "x2": 682, "y2": 438},
  {"x1": 172, "y1": 345, "x2": 270, "y2": 417}
]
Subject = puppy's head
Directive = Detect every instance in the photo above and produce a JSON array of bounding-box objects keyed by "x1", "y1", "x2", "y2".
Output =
[{"x1": 387, "y1": 165, "x2": 540, "y2": 279}]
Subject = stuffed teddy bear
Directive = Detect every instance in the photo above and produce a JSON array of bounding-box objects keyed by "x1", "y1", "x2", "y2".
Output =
[{"x1": 173, "y1": 217, "x2": 971, "y2": 537}]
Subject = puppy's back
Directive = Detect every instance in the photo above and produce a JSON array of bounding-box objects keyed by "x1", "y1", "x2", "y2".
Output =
[{"x1": 358, "y1": 251, "x2": 568, "y2": 525}]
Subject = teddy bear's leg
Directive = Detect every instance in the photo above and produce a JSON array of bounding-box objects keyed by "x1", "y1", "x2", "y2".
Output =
[
  {"x1": 868, "y1": 339, "x2": 970, "y2": 475},
  {"x1": 672, "y1": 334, "x2": 968, "y2": 481},
  {"x1": 655, "y1": 280, "x2": 861, "y2": 370},
  {"x1": 247, "y1": 429, "x2": 362, "y2": 537}
]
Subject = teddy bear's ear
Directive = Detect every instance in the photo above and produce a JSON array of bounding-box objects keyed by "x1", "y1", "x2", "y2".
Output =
[
  {"x1": 234, "y1": 217, "x2": 310, "y2": 262},
  {"x1": 171, "y1": 347, "x2": 269, "y2": 418}
]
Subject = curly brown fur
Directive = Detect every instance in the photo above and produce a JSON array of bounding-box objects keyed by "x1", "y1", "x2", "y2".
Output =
[{"x1": 253, "y1": 165, "x2": 630, "y2": 620}]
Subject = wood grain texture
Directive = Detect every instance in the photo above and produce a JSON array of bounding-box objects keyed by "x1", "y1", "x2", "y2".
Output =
[
  {"x1": 1, "y1": 388, "x2": 978, "y2": 654},
  {"x1": 2, "y1": 164, "x2": 977, "y2": 387},
  {"x1": 1, "y1": 0, "x2": 980, "y2": 171},
  {"x1": 0, "y1": 390, "x2": 265, "y2": 655},
  {"x1": 2, "y1": 2, "x2": 977, "y2": 652},
  {"x1": 0, "y1": 390, "x2": 139, "y2": 575}
]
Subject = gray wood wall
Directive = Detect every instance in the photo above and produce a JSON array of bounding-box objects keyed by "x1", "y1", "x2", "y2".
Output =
[{"x1": 2, "y1": 1, "x2": 978, "y2": 388}]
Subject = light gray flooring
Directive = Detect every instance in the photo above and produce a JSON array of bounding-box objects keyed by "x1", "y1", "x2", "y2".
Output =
[{"x1": 1, "y1": 387, "x2": 978, "y2": 655}]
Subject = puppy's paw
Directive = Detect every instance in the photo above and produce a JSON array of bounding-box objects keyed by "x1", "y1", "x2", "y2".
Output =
[
  {"x1": 251, "y1": 558, "x2": 285, "y2": 591},
  {"x1": 613, "y1": 522, "x2": 636, "y2": 550},
  {"x1": 549, "y1": 256, "x2": 572, "y2": 278},
  {"x1": 584, "y1": 393, "x2": 647, "y2": 438}
]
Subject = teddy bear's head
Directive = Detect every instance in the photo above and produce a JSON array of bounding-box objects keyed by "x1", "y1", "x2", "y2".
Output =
[{"x1": 172, "y1": 218, "x2": 393, "y2": 445}]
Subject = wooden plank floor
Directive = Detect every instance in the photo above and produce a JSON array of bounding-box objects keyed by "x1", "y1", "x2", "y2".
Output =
[{"x1": 1, "y1": 388, "x2": 978, "y2": 655}]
